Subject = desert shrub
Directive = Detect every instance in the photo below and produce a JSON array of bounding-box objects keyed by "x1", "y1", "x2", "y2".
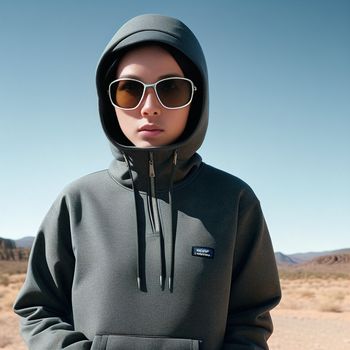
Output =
[
  {"x1": 0, "y1": 274, "x2": 10, "y2": 286},
  {"x1": 0, "y1": 261, "x2": 28, "y2": 275},
  {"x1": 278, "y1": 268, "x2": 349, "y2": 280},
  {"x1": 318, "y1": 301, "x2": 343, "y2": 313},
  {"x1": 299, "y1": 289, "x2": 315, "y2": 298},
  {"x1": 332, "y1": 291, "x2": 346, "y2": 302}
]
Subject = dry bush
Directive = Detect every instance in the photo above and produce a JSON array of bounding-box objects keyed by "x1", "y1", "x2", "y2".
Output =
[
  {"x1": 316, "y1": 289, "x2": 347, "y2": 313},
  {"x1": 0, "y1": 273, "x2": 26, "y2": 313},
  {"x1": 278, "y1": 268, "x2": 349, "y2": 280},
  {"x1": 0, "y1": 261, "x2": 28, "y2": 275},
  {"x1": 299, "y1": 289, "x2": 315, "y2": 299},
  {"x1": 0, "y1": 274, "x2": 10, "y2": 286},
  {"x1": 9, "y1": 273, "x2": 26, "y2": 284},
  {"x1": 318, "y1": 300, "x2": 343, "y2": 313}
]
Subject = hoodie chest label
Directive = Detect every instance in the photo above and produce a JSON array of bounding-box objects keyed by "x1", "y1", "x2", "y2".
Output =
[{"x1": 192, "y1": 246, "x2": 215, "y2": 259}]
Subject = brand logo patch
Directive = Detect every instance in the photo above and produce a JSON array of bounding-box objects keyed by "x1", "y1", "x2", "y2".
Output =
[{"x1": 192, "y1": 246, "x2": 215, "y2": 259}]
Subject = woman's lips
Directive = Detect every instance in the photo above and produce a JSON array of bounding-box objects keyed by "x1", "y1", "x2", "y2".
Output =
[{"x1": 138, "y1": 125, "x2": 163, "y2": 137}]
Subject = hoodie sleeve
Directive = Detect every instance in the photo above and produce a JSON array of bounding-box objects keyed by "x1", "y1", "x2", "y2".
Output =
[
  {"x1": 222, "y1": 191, "x2": 281, "y2": 349},
  {"x1": 13, "y1": 194, "x2": 93, "y2": 349}
]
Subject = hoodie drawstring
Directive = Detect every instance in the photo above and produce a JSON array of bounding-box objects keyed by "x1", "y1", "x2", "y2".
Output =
[
  {"x1": 123, "y1": 150, "x2": 178, "y2": 292},
  {"x1": 168, "y1": 150, "x2": 178, "y2": 292},
  {"x1": 122, "y1": 153, "x2": 143, "y2": 290}
]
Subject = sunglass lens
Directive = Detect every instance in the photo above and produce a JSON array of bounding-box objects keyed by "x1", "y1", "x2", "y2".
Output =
[
  {"x1": 112, "y1": 80, "x2": 144, "y2": 108},
  {"x1": 157, "y1": 79, "x2": 192, "y2": 108}
]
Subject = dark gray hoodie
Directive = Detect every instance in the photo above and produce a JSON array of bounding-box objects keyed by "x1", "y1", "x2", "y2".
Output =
[{"x1": 14, "y1": 14, "x2": 281, "y2": 350}]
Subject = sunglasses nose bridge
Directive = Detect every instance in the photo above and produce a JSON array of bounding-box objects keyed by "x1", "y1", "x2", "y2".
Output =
[
  {"x1": 140, "y1": 84, "x2": 162, "y2": 115},
  {"x1": 143, "y1": 82, "x2": 158, "y2": 97},
  {"x1": 141, "y1": 82, "x2": 162, "y2": 105}
]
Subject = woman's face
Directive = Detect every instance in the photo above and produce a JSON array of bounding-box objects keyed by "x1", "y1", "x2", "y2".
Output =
[{"x1": 114, "y1": 45, "x2": 190, "y2": 148}]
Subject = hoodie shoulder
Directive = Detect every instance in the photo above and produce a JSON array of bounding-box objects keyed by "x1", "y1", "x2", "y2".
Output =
[
  {"x1": 58, "y1": 169, "x2": 111, "y2": 198},
  {"x1": 43, "y1": 169, "x2": 112, "y2": 219},
  {"x1": 199, "y1": 163, "x2": 260, "y2": 204}
]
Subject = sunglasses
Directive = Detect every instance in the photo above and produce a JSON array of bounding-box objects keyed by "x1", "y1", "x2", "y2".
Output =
[{"x1": 108, "y1": 77, "x2": 197, "y2": 110}]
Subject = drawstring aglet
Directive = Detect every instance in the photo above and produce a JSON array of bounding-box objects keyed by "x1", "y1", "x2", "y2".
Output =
[
  {"x1": 168, "y1": 277, "x2": 173, "y2": 291},
  {"x1": 173, "y1": 150, "x2": 178, "y2": 165},
  {"x1": 159, "y1": 275, "x2": 163, "y2": 288},
  {"x1": 137, "y1": 277, "x2": 141, "y2": 290}
]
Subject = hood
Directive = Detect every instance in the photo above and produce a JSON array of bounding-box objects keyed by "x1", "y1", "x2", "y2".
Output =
[
  {"x1": 95, "y1": 14, "x2": 209, "y2": 291},
  {"x1": 96, "y1": 14, "x2": 209, "y2": 165}
]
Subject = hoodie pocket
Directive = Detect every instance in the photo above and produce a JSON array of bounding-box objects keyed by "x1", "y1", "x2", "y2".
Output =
[{"x1": 91, "y1": 334, "x2": 200, "y2": 350}]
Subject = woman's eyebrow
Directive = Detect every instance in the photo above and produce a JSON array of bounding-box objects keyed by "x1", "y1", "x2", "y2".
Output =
[
  {"x1": 117, "y1": 74, "x2": 139, "y2": 79},
  {"x1": 157, "y1": 73, "x2": 185, "y2": 79},
  {"x1": 117, "y1": 73, "x2": 184, "y2": 80}
]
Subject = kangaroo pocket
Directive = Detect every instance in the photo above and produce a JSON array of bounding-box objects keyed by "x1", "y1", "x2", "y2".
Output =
[{"x1": 91, "y1": 334, "x2": 201, "y2": 350}]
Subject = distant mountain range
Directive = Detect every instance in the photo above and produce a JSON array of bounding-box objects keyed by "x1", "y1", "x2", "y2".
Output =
[
  {"x1": 275, "y1": 248, "x2": 350, "y2": 265},
  {"x1": 15, "y1": 236, "x2": 35, "y2": 249}
]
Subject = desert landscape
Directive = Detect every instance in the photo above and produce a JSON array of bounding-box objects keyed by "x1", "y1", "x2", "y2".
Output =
[
  {"x1": 1, "y1": 237, "x2": 350, "y2": 350},
  {"x1": 269, "y1": 258, "x2": 350, "y2": 350},
  {"x1": 0, "y1": 261, "x2": 27, "y2": 350}
]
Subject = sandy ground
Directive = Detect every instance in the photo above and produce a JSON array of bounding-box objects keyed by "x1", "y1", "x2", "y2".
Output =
[
  {"x1": 1, "y1": 272, "x2": 350, "y2": 349},
  {"x1": 0, "y1": 273, "x2": 27, "y2": 350},
  {"x1": 0, "y1": 311, "x2": 26, "y2": 350},
  {"x1": 269, "y1": 309, "x2": 350, "y2": 350}
]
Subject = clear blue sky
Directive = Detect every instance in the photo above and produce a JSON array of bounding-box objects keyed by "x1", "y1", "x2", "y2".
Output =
[{"x1": 0, "y1": 0, "x2": 349, "y2": 254}]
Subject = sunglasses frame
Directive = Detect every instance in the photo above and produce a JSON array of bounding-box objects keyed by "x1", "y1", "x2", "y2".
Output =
[{"x1": 108, "y1": 76, "x2": 197, "y2": 110}]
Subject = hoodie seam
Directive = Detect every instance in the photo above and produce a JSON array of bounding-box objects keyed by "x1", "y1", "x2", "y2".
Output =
[{"x1": 107, "y1": 168, "x2": 136, "y2": 192}]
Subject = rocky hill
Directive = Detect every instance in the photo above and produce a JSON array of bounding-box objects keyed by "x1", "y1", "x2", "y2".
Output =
[
  {"x1": 275, "y1": 248, "x2": 350, "y2": 266},
  {"x1": 278, "y1": 252, "x2": 350, "y2": 279},
  {"x1": 0, "y1": 237, "x2": 30, "y2": 261},
  {"x1": 306, "y1": 253, "x2": 350, "y2": 266}
]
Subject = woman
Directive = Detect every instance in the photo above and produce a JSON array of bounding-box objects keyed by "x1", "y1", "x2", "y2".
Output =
[{"x1": 14, "y1": 14, "x2": 281, "y2": 350}]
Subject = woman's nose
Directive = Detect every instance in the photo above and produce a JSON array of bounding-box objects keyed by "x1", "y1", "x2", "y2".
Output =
[{"x1": 140, "y1": 88, "x2": 162, "y2": 117}]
